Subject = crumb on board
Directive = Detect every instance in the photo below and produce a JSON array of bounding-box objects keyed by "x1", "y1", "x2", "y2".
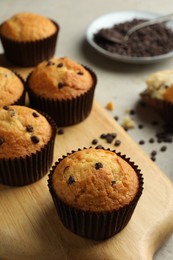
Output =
[
  {"x1": 105, "y1": 101, "x2": 114, "y2": 111},
  {"x1": 121, "y1": 114, "x2": 136, "y2": 130}
]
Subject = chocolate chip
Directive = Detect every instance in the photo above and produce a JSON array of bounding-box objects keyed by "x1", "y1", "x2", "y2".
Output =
[
  {"x1": 31, "y1": 136, "x2": 39, "y2": 144},
  {"x1": 160, "y1": 146, "x2": 167, "y2": 152},
  {"x1": 0, "y1": 137, "x2": 5, "y2": 145},
  {"x1": 57, "y1": 63, "x2": 63, "y2": 68},
  {"x1": 67, "y1": 175, "x2": 75, "y2": 185},
  {"x1": 106, "y1": 134, "x2": 114, "y2": 143},
  {"x1": 3, "y1": 105, "x2": 9, "y2": 110},
  {"x1": 139, "y1": 140, "x2": 145, "y2": 145},
  {"x1": 58, "y1": 82, "x2": 64, "y2": 89},
  {"x1": 151, "y1": 150, "x2": 157, "y2": 156},
  {"x1": 114, "y1": 116, "x2": 119, "y2": 121},
  {"x1": 91, "y1": 139, "x2": 98, "y2": 145},
  {"x1": 138, "y1": 124, "x2": 144, "y2": 129},
  {"x1": 123, "y1": 126, "x2": 129, "y2": 131},
  {"x1": 95, "y1": 145, "x2": 104, "y2": 149},
  {"x1": 129, "y1": 109, "x2": 135, "y2": 115},
  {"x1": 95, "y1": 162, "x2": 103, "y2": 170},
  {"x1": 111, "y1": 180, "x2": 116, "y2": 186},
  {"x1": 114, "y1": 140, "x2": 121, "y2": 146},
  {"x1": 149, "y1": 138, "x2": 155, "y2": 143},
  {"x1": 57, "y1": 128, "x2": 64, "y2": 135},
  {"x1": 100, "y1": 133, "x2": 106, "y2": 139},
  {"x1": 151, "y1": 156, "x2": 156, "y2": 161},
  {"x1": 77, "y1": 71, "x2": 84, "y2": 75},
  {"x1": 26, "y1": 125, "x2": 34, "y2": 133},
  {"x1": 32, "y1": 112, "x2": 39, "y2": 118}
]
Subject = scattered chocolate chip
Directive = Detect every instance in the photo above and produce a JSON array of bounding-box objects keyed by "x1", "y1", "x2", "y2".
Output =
[
  {"x1": 3, "y1": 105, "x2": 9, "y2": 110},
  {"x1": 139, "y1": 140, "x2": 145, "y2": 145},
  {"x1": 26, "y1": 125, "x2": 34, "y2": 133},
  {"x1": 114, "y1": 140, "x2": 121, "y2": 146},
  {"x1": 114, "y1": 116, "x2": 119, "y2": 121},
  {"x1": 100, "y1": 133, "x2": 106, "y2": 139},
  {"x1": 151, "y1": 150, "x2": 157, "y2": 156},
  {"x1": 31, "y1": 136, "x2": 40, "y2": 144},
  {"x1": 151, "y1": 156, "x2": 156, "y2": 161},
  {"x1": 100, "y1": 133, "x2": 117, "y2": 143},
  {"x1": 92, "y1": 139, "x2": 98, "y2": 145},
  {"x1": 0, "y1": 137, "x2": 5, "y2": 145},
  {"x1": 160, "y1": 146, "x2": 167, "y2": 152},
  {"x1": 58, "y1": 82, "x2": 64, "y2": 89},
  {"x1": 149, "y1": 138, "x2": 155, "y2": 143},
  {"x1": 111, "y1": 133, "x2": 117, "y2": 138},
  {"x1": 32, "y1": 112, "x2": 39, "y2": 118},
  {"x1": 57, "y1": 63, "x2": 63, "y2": 68},
  {"x1": 77, "y1": 71, "x2": 84, "y2": 75},
  {"x1": 67, "y1": 175, "x2": 75, "y2": 185},
  {"x1": 123, "y1": 126, "x2": 129, "y2": 131},
  {"x1": 95, "y1": 162, "x2": 103, "y2": 170},
  {"x1": 111, "y1": 180, "x2": 116, "y2": 186},
  {"x1": 95, "y1": 145, "x2": 104, "y2": 149},
  {"x1": 129, "y1": 109, "x2": 135, "y2": 115},
  {"x1": 57, "y1": 128, "x2": 64, "y2": 135},
  {"x1": 106, "y1": 134, "x2": 114, "y2": 143},
  {"x1": 138, "y1": 124, "x2": 144, "y2": 129}
]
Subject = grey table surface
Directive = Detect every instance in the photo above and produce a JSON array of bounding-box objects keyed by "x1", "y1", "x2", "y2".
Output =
[{"x1": 0, "y1": 0, "x2": 173, "y2": 259}]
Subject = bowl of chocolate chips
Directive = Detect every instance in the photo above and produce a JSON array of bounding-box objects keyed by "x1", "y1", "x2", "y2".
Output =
[{"x1": 86, "y1": 10, "x2": 173, "y2": 64}]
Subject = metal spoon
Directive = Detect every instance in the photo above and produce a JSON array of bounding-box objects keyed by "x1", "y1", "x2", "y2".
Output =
[{"x1": 98, "y1": 13, "x2": 173, "y2": 44}]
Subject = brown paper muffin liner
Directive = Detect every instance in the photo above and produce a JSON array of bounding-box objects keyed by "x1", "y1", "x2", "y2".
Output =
[
  {"x1": 0, "y1": 20, "x2": 59, "y2": 67},
  {"x1": 141, "y1": 93, "x2": 173, "y2": 126},
  {"x1": 27, "y1": 66, "x2": 97, "y2": 127},
  {"x1": 48, "y1": 148, "x2": 144, "y2": 240},
  {"x1": 0, "y1": 112, "x2": 56, "y2": 186}
]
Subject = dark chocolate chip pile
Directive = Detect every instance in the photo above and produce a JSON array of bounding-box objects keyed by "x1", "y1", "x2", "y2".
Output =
[
  {"x1": 93, "y1": 19, "x2": 173, "y2": 57},
  {"x1": 91, "y1": 132, "x2": 121, "y2": 148}
]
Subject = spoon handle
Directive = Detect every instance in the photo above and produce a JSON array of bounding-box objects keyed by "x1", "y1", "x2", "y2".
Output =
[{"x1": 125, "y1": 13, "x2": 173, "y2": 40}]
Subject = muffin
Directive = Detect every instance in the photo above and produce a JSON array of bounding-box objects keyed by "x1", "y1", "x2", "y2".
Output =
[
  {"x1": 0, "y1": 105, "x2": 56, "y2": 186},
  {"x1": 141, "y1": 69, "x2": 173, "y2": 125},
  {"x1": 0, "y1": 66, "x2": 25, "y2": 107},
  {"x1": 27, "y1": 57, "x2": 97, "y2": 127},
  {"x1": 0, "y1": 12, "x2": 59, "y2": 66},
  {"x1": 48, "y1": 147, "x2": 143, "y2": 240}
]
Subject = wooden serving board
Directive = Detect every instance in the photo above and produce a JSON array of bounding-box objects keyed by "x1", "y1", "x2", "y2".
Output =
[{"x1": 0, "y1": 64, "x2": 173, "y2": 260}]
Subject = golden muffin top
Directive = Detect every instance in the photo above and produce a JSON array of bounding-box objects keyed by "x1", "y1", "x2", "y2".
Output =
[{"x1": 52, "y1": 148, "x2": 139, "y2": 212}]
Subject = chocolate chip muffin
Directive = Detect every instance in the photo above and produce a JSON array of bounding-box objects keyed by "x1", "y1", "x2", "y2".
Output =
[
  {"x1": 0, "y1": 12, "x2": 59, "y2": 66},
  {"x1": 27, "y1": 57, "x2": 97, "y2": 126},
  {"x1": 0, "y1": 105, "x2": 56, "y2": 186},
  {"x1": 141, "y1": 70, "x2": 173, "y2": 125},
  {"x1": 48, "y1": 147, "x2": 143, "y2": 240},
  {"x1": 0, "y1": 66, "x2": 25, "y2": 107}
]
